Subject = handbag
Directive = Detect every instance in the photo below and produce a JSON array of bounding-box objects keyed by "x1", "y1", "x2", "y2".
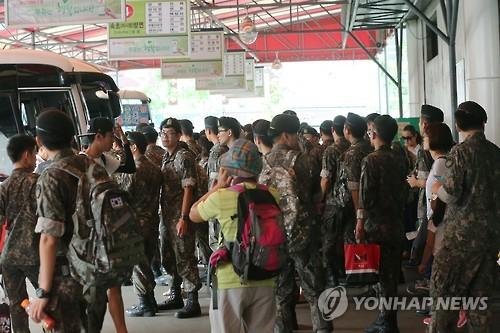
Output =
[{"x1": 344, "y1": 243, "x2": 381, "y2": 287}]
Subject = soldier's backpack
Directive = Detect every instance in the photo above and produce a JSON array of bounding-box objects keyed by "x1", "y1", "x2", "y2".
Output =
[
  {"x1": 51, "y1": 156, "x2": 145, "y2": 300},
  {"x1": 259, "y1": 150, "x2": 310, "y2": 253},
  {"x1": 225, "y1": 183, "x2": 286, "y2": 283}
]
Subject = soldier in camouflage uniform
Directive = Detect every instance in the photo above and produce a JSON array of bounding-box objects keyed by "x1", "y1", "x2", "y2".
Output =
[
  {"x1": 430, "y1": 101, "x2": 500, "y2": 332},
  {"x1": 319, "y1": 120, "x2": 335, "y2": 152},
  {"x1": 341, "y1": 113, "x2": 373, "y2": 243},
  {"x1": 260, "y1": 114, "x2": 331, "y2": 333},
  {"x1": 138, "y1": 125, "x2": 166, "y2": 278},
  {"x1": 320, "y1": 116, "x2": 350, "y2": 287},
  {"x1": 157, "y1": 118, "x2": 202, "y2": 319},
  {"x1": 204, "y1": 116, "x2": 228, "y2": 251},
  {"x1": 252, "y1": 119, "x2": 273, "y2": 155},
  {"x1": 27, "y1": 110, "x2": 86, "y2": 332},
  {"x1": 356, "y1": 115, "x2": 407, "y2": 333},
  {"x1": 114, "y1": 132, "x2": 162, "y2": 318},
  {"x1": 180, "y1": 119, "x2": 202, "y2": 162},
  {"x1": 407, "y1": 105, "x2": 443, "y2": 265},
  {"x1": 0, "y1": 135, "x2": 39, "y2": 333}
]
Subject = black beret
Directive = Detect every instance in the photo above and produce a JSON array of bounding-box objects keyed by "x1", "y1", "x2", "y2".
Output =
[
  {"x1": 365, "y1": 113, "x2": 381, "y2": 124},
  {"x1": 252, "y1": 119, "x2": 270, "y2": 136},
  {"x1": 333, "y1": 115, "x2": 347, "y2": 127},
  {"x1": 160, "y1": 117, "x2": 181, "y2": 133},
  {"x1": 421, "y1": 104, "x2": 444, "y2": 122},
  {"x1": 374, "y1": 115, "x2": 398, "y2": 142},
  {"x1": 36, "y1": 110, "x2": 75, "y2": 140},
  {"x1": 126, "y1": 131, "x2": 147, "y2": 149},
  {"x1": 269, "y1": 114, "x2": 300, "y2": 137},
  {"x1": 345, "y1": 112, "x2": 367, "y2": 133},
  {"x1": 218, "y1": 117, "x2": 240, "y2": 133},
  {"x1": 320, "y1": 120, "x2": 334, "y2": 132},
  {"x1": 204, "y1": 116, "x2": 218, "y2": 130},
  {"x1": 457, "y1": 101, "x2": 487, "y2": 123}
]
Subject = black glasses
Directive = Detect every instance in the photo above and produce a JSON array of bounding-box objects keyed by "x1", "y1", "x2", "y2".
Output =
[{"x1": 401, "y1": 136, "x2": 413, "y2": 141}]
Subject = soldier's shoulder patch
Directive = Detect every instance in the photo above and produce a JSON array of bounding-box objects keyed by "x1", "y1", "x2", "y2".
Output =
[{"x1": 110, "y1": 196, "x2": 124, "y2": 209}]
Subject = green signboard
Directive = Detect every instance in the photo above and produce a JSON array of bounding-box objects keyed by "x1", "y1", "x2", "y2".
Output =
[
  {"x1": 196, "y1": 76, "x2": 246, "y2": 90},
  {"x1": 108, "y1": 0, "x2": 190, "y2": 60}
]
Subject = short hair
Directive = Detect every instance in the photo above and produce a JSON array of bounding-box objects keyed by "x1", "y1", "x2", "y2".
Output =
[
  {"x1": 403, "y1": 124, "x2": 423, "y2": 144},
  {"x1": 373, "y1": 115, "x2": 398, "y2": 143},
  {"x1": 455, "y1": 101, "x2": 487, "y2": 131},
  {"x1": 36, "y1": 110, "x2": 75, "y2": 150},
  {"x1": 425, "y1": 123, "x2": 454, "y2": 153},
  {"x1": 345, "y1": 123, "x2": 365, "y2": 139},
  {"x1": 7, "y1": 134, "x2": 36, "y2": 163},
  {"x1": 365, "y1": 113, "x2": 381, "y2": 124},
  {"x1": 179, "y1": 119, "x2": 194, "y2": 136},
  {"x1": 126, "y1": 131, "x2": 148, "y2": 154}
]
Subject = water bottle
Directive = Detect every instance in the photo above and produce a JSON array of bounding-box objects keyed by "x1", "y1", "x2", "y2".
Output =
[{"x1": 20, "y1": 299, "x2": 56, "y2": 330}]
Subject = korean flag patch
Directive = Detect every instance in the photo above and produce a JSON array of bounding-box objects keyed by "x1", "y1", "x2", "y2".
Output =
[{"x1": 110, "y1": 197, "x2": 124, "y2": 209}]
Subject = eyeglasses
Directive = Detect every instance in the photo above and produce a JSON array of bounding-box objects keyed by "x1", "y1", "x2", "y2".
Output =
[
  {"x1": 401, "y1": 136, "x2": 413, "y2": 141},
  {"x1": 160, "y1": 130, "x2": 177, "y2": 137}
]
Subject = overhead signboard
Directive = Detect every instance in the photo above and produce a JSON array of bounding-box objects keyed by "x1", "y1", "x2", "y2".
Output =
[
  {"x1": 5, "y1": 0, "x2": 126, "y2": 27},
  {"x1": 161, "y1": 30, "x2": 224, "y2": 79},
  {"x1": 223, "y1": 52, "x2": 246, "y2": 77},
  {"x1": 196, "y1": 76, "x2": 246, "y2": 90},
  {"x1": 213, "y1": 64, "x2": 265, "y2": 98},
  {"x1": 108, "y1": 0, "x2": 190, "y2": 60}
]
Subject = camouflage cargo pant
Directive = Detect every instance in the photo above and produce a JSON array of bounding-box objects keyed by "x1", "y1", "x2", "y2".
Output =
[
  {"x1": 194, "y1": 222, "x2": 212, "y2": 265},
  {"x1": 132, "y1": 235, "x2": 158, "y2": 296},
  {"x1": 45, "y1": 274, "x2": 85, "y2": 333},
  {"x1": 321, "y1": 206, "x2": 345, "y2": 287},
  {"x1": 160, "y1": 216, "x2": 201, "y2": 292},
  {"x1": 275, "y1": 247, "x2": 330, "y2": 333},
  {"x1": 430, "y1": 247, "x2": 497, "y2": 332},
  {"x1": 1, "y1": 265, "x2": 38, "y2": 333}
]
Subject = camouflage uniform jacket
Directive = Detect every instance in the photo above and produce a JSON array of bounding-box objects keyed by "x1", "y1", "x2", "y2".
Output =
[
  {"x1": 35, "y1": 149, "x2": 99, "y2": 258},
  {"x1": 160, "y1": 145, "x2": 197, "y2": 222},
  {"x1": 260, "y1": 144, "x2": 313, "y2": 253},
  {"x1": 343, "y1": 138, "x2": 373, "y2": 192},
  {"x1": 145, "y1": 144, "x2": 166, "y2": 168},
  {"x1": 0, "y1": 168, "x2": 40, "y2": 265},
  {"x1": 438, "y1": 132, "x2": 500, "y2": 252},
  {"x1": 359, "y1": 145, "x2": 407, "y2": 243},
  {"x1": 115, "y1": 155, "x2": 162, "y2": 237},
  {"x1": 185, "y1": 139, "x2": 202, "y2": 162},
  {"x1": 207, "y1": 143, "x2": 228, "y2": 190},
  {"x1": 320, "y1": 137, "x2": 334, "y2": 155},
  {"x1": 321, "y1": 137, "x2": 350, "y2": 208}
]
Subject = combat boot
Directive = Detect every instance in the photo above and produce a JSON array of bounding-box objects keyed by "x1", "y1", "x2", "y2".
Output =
[
  {"x1": 175, "y1": 291, "x2": 201, "y2": 319},
  {"x1": 148, "y1": 292, "x2": 158, "y2": 314},
  {"x1": 125, "y1": 296, "x2": 156, "y2": 317},
  {"x1": 157, "y1": 287, "x2": 184, "y2": 311},
  {"x1": 365, "y1": 311, "x2": 386, "y2": 333}
]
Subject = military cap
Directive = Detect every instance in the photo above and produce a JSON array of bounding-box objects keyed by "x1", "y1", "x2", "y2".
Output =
[
  {"x1": 283, "y1": 110, "x2": 297, "y2": 117},
  {"x1": 365, "y1": 113, "x2": 381, "y2": 124},
  {"x1": 333, "y1": 115, "x2": 347, "y2": 127},
  {"x1": 420, "y1": 104, "x2": 444, "y2": 122},
  {"x1": 204, "y1": 116, "x2": 218, "y2": 130},
  {"x1": 302, "y1": 126, "x2": 319, "y2": 136},
  {"x1": 126, "y1": 131, "x2": 148, "y2": 152},
  {"x1": 268, "y1": 114, "x2": 300, "y2": 137},
  {"x1": 87, "y1": 117, "x2": 114, "y2": 135},
  {"x1": 220, "y1": 139, "x2": 262, "y2": 178},
  {"x1": 373, "y1": 115, "x2": 398, "y2": 143},
  {"x1": 179, "y1": 119, "x2": 194, "y2": 131},
  {"x1": 345, "y1": 112, "x2": 367, "y2": 133},
  {"x1": 320, "y1": 120, "x2": 334, "y2": 133},
  {"x1": 457, "y1": 101, "x2": 487, "y2": 123},
  {"x1": 36, "y1": 109, "x2": 75, "y2": 140},
  {"x1": 160, "y1": 117, "x2": 181, "y2": 133},
  {"x1": 252, "y1": 119, "x2": 270, "y2": 136}
]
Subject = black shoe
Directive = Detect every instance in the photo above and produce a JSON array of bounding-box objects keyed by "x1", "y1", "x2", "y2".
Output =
[
  {"x1": 175, "y1": 292, "x2": 201, "y2": 319},
  {"x1": 126, "y1": 296, "x2": 156, "y2": 317},
  {"x1": 158, "y1": 288, "x2": 184, "y2": 311},
  {"x1": 365, "y1": 312, "x2": 386, "y2": 333},
  {"x1": 148, "y1": 292, "x2": 158, "y2": 314}
]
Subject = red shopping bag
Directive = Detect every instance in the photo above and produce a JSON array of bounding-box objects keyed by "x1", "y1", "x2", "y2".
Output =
[{"x1": 344, "y1": 243, "x2": 380, "y2": 286}]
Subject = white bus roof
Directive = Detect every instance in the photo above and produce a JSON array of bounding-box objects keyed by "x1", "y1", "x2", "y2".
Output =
[
  {"x1": 0, "y1": 49, "x2": 75, "y2": 72},
  {"x1": 69, "y1": 58, "x2": 103, "y2": 73},
  {"x1": 118, "y1": 90, "x2": 150, "y2": 102}
]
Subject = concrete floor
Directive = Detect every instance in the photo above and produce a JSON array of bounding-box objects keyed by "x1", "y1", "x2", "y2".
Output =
[{"x1": 27, "y1": 280, "x2": 500, "y2": 332}]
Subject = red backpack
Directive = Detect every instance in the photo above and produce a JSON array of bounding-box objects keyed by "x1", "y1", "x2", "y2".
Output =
[{"x1": 223, "y1": 183, "x2": 286, "y2": 283}]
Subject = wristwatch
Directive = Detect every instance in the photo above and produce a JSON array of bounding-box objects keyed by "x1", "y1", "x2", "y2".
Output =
[
  {"x1": 35, "y1": 288, "x2": 51, "y2": 299},
  {"x1": 181, "y1": 214, "x2": 190, "y2": 221}
]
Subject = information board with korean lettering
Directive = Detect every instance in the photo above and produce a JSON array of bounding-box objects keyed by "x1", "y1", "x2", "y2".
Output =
[
  {"x1": 223, "y1": 52, "x2": 246, "y2": 77},
  {"x1": 195, "y1": 76, "x2": 247, "y2": 90},
  {"x1": 5, "y1": 0, "x2": 126, "y2": 27},
  {"x1": 108, "y1": 0, "x2": 190, "y2": 60}
]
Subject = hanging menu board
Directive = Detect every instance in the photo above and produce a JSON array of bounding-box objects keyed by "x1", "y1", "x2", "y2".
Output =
[
  {"x1": 108, "y1": 0, "x2": 190, "y2": 60},
  {"x1": 196, "y1": 76, "x2": 247, "y2": 91},
  {"x1": 224, "y1": 52, "x2": 246, "y2": 77},
  {"x1": 223, "y1": 66, "x2": 265, "y2": 98},
  {"x1": 161, "y1": 30, "x2": 224, "y2": 79},
  {"x1": 254, "y1": 66, "x2": 265, "y2": 97},
  {"x1": 5, "y1": 0, "x2": 126, "y2": 27}
]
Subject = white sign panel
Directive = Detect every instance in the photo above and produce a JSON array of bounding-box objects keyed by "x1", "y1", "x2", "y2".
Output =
[
  {"x1": 196, "y1": 76, "x2": 246, "y2": 90},
  {"x1": 161, "y1": 61, "x2": 223, "y2": 79},
  {"x1": 224, "y1": 52, "x2": 246, "y2": 77},
  {"x1": 5, "y1": 0, "x2": 126, "y2": 27},
  {"x1": 190, "y1": 31, "x2": 224, "y2": 61}
]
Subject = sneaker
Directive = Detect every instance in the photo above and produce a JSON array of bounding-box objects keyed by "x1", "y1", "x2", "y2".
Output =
[
  {"x1": 415, "y1": 278, "x2": 430, "y2": 291},
  {"x1": 406, "y1": 282, "x2": 428, "y2": 296}
]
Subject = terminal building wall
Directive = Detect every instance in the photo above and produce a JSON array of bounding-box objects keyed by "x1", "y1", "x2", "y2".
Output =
[{"x1": 406, "y1": 0, "x2": 500, "y2": 144}]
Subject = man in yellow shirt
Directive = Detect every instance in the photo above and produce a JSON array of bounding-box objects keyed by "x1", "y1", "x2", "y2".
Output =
[{"x1": 190, "y1": 139, "x2": 277, "y2": 333}]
